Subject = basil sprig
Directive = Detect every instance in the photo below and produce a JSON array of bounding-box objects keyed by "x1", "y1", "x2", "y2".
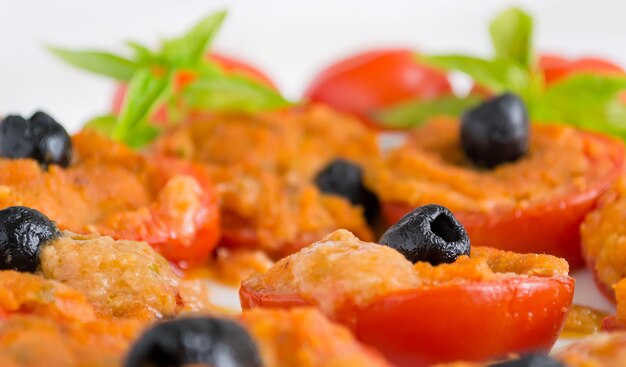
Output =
[
  {"x1": 377, "y1": 7, "x2": 626, "y2": 139},
  {"x1": 48, "y1": 11, "x2": 290, "y2": 148}
]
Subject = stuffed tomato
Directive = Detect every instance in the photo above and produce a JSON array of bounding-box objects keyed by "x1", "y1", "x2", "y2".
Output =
[
  {"x1": 241, "y1": 204, "x2": 574, "y2": 366},
  {"x1": 369, "y1": 94, "x2": 624, "y2": 267},
  {"x1": 0, "y1": 112, "x2": 220, "y2": 265},
  {"x1": 152, "y1": 105, "x2": 379, "y2": 258}
]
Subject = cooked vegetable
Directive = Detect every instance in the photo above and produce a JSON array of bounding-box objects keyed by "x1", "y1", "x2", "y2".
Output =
[
  {"x1": 314, "y1": 159, "x2": 380, "y2": 224},
  {"x1": 379, "y1": 204, "x2": 470, "y2": 265},
  {"x1": 0, "y1": 111, "x2": 72, "y2": 168},
  {"x1": 125, "y1": 316, "x2": 261, "y2": 367},
  {"x1": 0, "y1": 206, "x2": 60, "y2": 272},
  {"x1": 461, "y1": 93, "x2": 529, "y2": 168}
]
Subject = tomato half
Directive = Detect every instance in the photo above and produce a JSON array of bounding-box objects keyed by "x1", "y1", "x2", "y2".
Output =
[
  {"x1": 240, "y1": 276, "x2": 574, "y2": 367},
  {"x1": 111, "y1": 52, "x2": 277, "y2": 124},
  {"x1": 92, "y1": 154, "x2": 221, "y2": 265},
  {"x1": 381, "y1": 130, "x2": 624, "y2": 268},
  {"x1": 304, "y1": 49, "x2": 453, "y2": 128}
]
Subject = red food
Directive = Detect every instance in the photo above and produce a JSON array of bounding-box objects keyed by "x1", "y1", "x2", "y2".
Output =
[
  {"x1": 381, "y1": 130, "x2": 625, "y2": 268},
  {"x1": 112, "y1": 155, "x2": 222, "y2": 264},
  {"x1": 539, "y1": 54, "x2": 625, "y2": 85},
  {"x1": 241, "y1": 273, "x2": 573, "y2": 367},
  {"x1": 111, "y1": 52, "x2": 277, "y2": 124},
  {"x1": 304, "y1": 48, "x2": 453, "y2": 128}
]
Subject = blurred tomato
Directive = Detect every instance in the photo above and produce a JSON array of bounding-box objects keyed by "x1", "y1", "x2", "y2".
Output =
[{"x1": 304, "y1": 49, "x2": 453, "y2": 128}]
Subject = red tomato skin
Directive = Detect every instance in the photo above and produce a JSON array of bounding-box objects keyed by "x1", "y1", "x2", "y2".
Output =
[
  {"x1": 239, "y1": 276, "x2": 574, "y2": 367},
  {"x1": 304, "y1": 49, "x2": 453, "y2": 127},
  {"x1": 101, "y1": 156, "x2": 221, "y2": 266},
  {"x1": 381, "y1": 130, "x2": 624, "y2": 269},
  {"x1": 355, "y1": 277, "x2": 574, "y2": 366},
  {"x1": 146, "y1": 157, "x2": 221, "y2": 265},
  {"x1": 540, "y1": 54, "x2": 625, "y2": 85}
]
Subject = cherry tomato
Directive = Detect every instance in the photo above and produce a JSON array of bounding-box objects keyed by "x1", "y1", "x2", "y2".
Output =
[
  {"x1": 240, "y1": 276, "x2": 574, "y2": 367},
  {"x1": 381, "y1": 130, "x2": 624, "y2": 268},
  {"x1": 540, "y1": 54, "x2": 625, "y2": 85},
  {"x1": 304, "y1": 49, "x2": 453, "y2": 128},
  {"x1": 111, "y1": 52, "x2": 277, "y2": 124}
]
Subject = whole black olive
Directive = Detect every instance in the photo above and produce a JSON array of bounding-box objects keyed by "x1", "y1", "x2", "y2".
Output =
[
  {"x1": 461, "y1": 92, "x2": 529, "y2": 168},
  {"x1": 314, "y1": 159, "x2": 380, "y2": 224},
  {"x1": 379, "y1": 204, "x2": 469, "y2": 265},
  {"x1": 0, "y1": 206, "x2": 61, "y2": 273},
  {"x1": 490, "y1": 353, "x2": 564, "y2": 367},
  {"x1": 125, "y1": 316, "x2": 262, "y2": 367},
  {"x1": 0, "y1": 111, "x2": 72, "y2": 168}
]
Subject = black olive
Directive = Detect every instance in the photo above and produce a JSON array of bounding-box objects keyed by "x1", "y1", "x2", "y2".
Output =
[
  {"x1": 0, "y1": 111, "x2": 72, "y2": 168},
  {"x1": 379, "y1": 204, "x2": 469, "y2": 265},
  {"x1": 461, "y1": 92, "x2": 529, "y2": 168},
  {"x1": 490, "y1": 353, "x2": 564, "y2": 367},
  {"x1": 0, "y1": 206, "x2": 61, "y2": 273},
  {"x1": 125, "y1": 316, "x2": 262, "y2": 367},
  {"x1": 314, "y1": 159, "x2": 380, "y2": 224}
]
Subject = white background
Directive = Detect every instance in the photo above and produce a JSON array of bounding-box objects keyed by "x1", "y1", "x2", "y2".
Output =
[
  {"x1": 2, "y1": 0, "x2": 626, "y2": 132},
  {"x1": 0, "y1": 0, "x2": 621, "y2": 313}
]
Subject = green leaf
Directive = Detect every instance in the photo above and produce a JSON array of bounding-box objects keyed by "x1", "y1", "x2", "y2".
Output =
[
  {"x1": 123, "y1": 123, "x2": 161, "y2": 149},
  {"x1": 182, "y1": 74, "x2": 291, "y2": 112},
  {"x1": 47, "y1": 46, "x2": 137, "y2": 81},
  {"x1": 113, "y1": 67, "x2": 173, "y2": 144},
  {"x1": 161, "y1": 11, "x2": 227, "y2": 67},
  {"x1": 126, "y1": 41, "x2": 158, "y2": 65},
  {"x1": 83, "y1": 114, "x2": 117, "y2": 135},
  {"x1": 532, "y1": 74, "x2": 626, "y2": 135},
  {"x1": 489, "y1": 8, "x2": 534, "y2": 68},
  {"x1": 419, "y1": 55, "x2": 530, "y2": 94},
  {"x1": 375, "y1": 95, "x2": 484, "y2": 128}
]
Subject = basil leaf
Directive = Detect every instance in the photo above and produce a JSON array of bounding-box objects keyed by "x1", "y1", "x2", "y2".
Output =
[
  {"x1": 183, "y1": 74, "x2": 291, "y2": 112},
  {"x1": 532, "y1": 74, "x2": 626, "y2": 135},
  {"x1": 83, "y1": 114, "x2": 117, "y2": 135},
  {"x1": 126, "y1": 41, "x2": 159, "y2": 65},
  {"x1": 113, "y1": 67, "x2": 173, "y2": 144},
  {"x1": 162, "y1": 11, "x2": 227, "y2": 67},
  {"x1": 489, "y1": 8, "x2": 534, "y2": 68},
  {"x1": 375, "y1": 95, "x2": 484, "y2": 128},
  {"x1": 123, "y1": 124, "x2": 161, "y2": 149},
  {"x1": 83, "y1": 113, "x2": 160, "y2": 148},
  {"x1": 420, "y1": 55, "x2": 529, "y2": 94},
  {"x1": 47, "y1": 46, "x2": 136, "y2": 81}
]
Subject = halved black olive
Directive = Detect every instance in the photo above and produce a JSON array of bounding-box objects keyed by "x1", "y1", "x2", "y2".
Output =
[
  {"x1": 314, "y1": 159, "x2": 380, "y2": 224},
  {"x1": 0, "y1": 111, "x2": 72, "y2": 168},
  {"x1": 461, "y1": 92, "x2": 529, "y2": 168},
  {"x1": 379, "y1": 204, "x2": 470, "y2": 265},
  {"x1": 490, "y1": 353, "x2": 564, "y2": 367},
  {"x1": 125, "y1": 316, "x2": 262, "y2": 367},
  {"x1": 0, "y1": 206, "x2": 61, "y2": 273}
]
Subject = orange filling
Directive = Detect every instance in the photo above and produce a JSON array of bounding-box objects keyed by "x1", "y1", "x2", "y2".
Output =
[
  {"x1": 582, "y1": 175, "x2": 626, "y2": 302},
  {"x1": 153, "y1": 105, "x2": 378, "y2": 252},
  {"x1": 370, "y1": 117, "x2": 619, "y2": 212},
  {"x1": 241, "y1": 308, "x2": 392, "y2": 367},
  {"x1": 0, "y1": 130, "x2": 210, "y2": 249},
  {"x1": 242, "y1": 229, "x2": 569, "y2": 318}
]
